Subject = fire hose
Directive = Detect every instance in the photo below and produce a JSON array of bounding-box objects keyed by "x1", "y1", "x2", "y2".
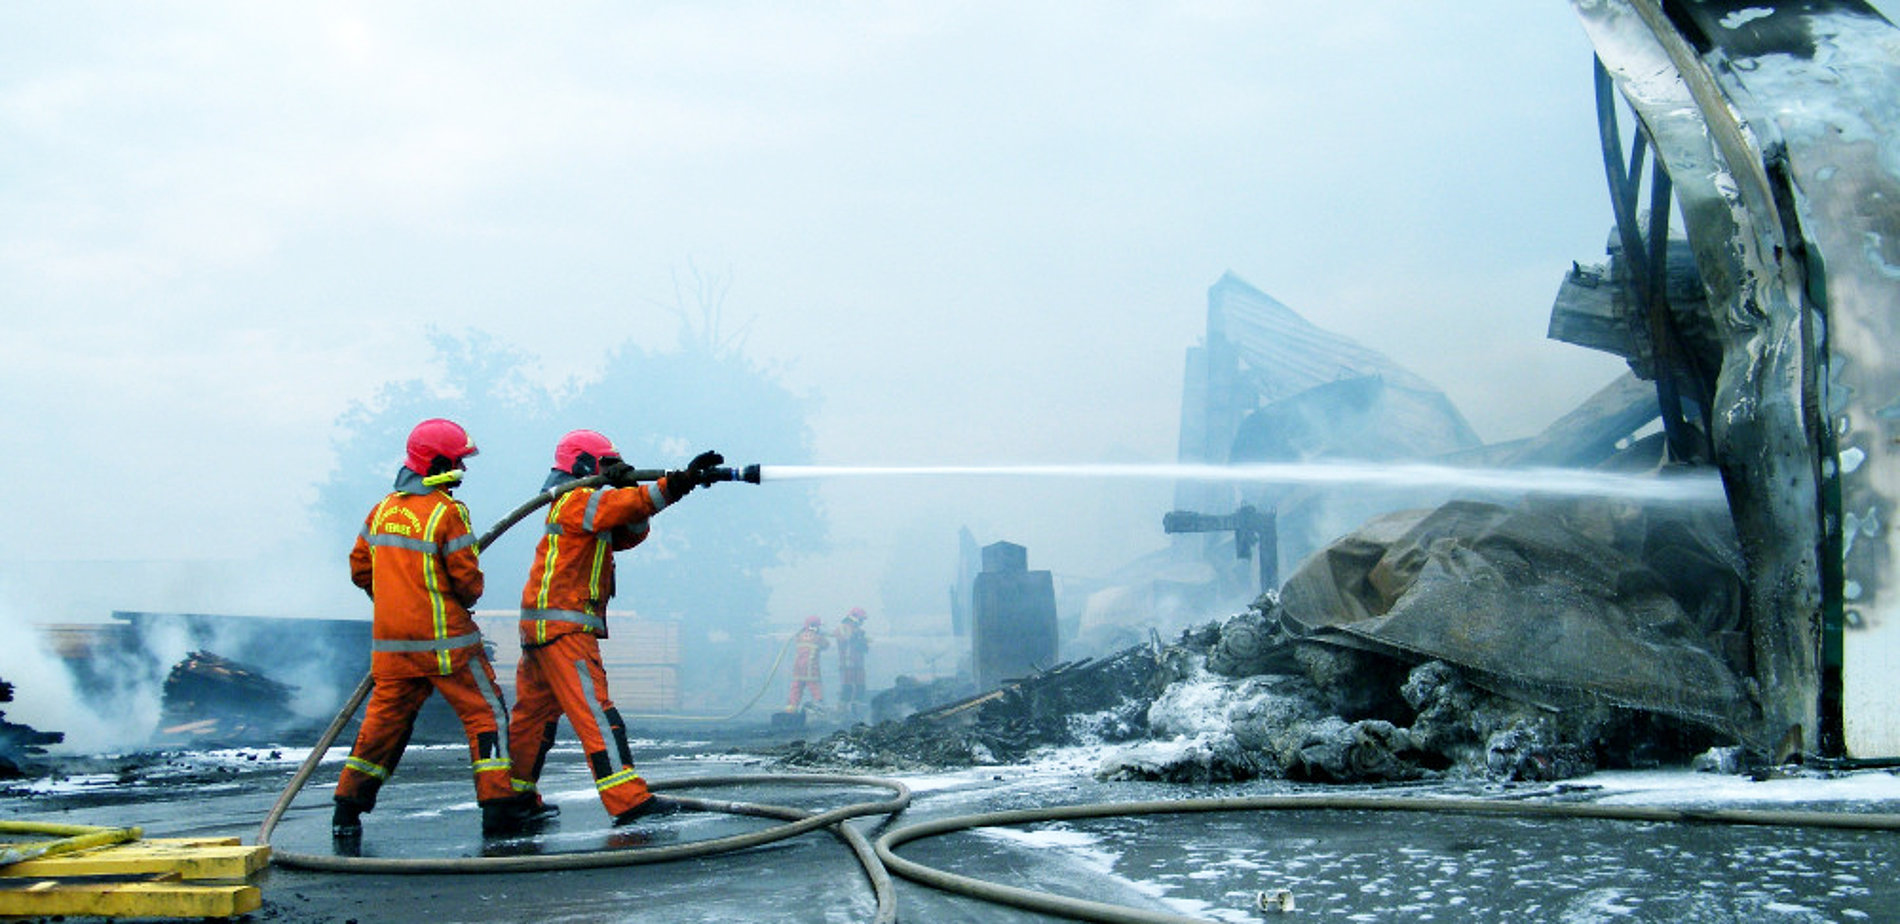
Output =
[{"x1": 259, "y1": 466, "x2": 914, "y2": 924}]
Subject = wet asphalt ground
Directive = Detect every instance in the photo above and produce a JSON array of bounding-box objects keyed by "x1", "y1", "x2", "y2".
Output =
[{"x1": 4, "y1": 733, "x2": 1900, "y2": 923}]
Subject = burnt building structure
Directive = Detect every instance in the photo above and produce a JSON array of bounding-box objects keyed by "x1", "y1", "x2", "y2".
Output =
[
  {"x1": 1169, "y1": 2, "x2": 1900, "y2": 760},
  {"x1": 1558, "y1": 0, "x2": 1900, "y2": 757},
  {"x1": 971, "y1": 541, "x2": 1058, "y2": 691}
]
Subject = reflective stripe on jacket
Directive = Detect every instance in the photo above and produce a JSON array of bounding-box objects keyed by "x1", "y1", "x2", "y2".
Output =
[
  {"x1": 792, "y1": 628, "x2": 828, "y2": 682},
  {"x1": 350, "y1": 480, "x2": 485, "y2": 678},
  {"x1": 518, "y1": 476, "x2": 676, "y2": 646}
]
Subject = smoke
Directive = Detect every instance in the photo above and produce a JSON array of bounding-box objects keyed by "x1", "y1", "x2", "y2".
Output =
[
  {"x1": 0, "y1": 540, "x2": 367, "y2": 755},
  {"x1": 0, "y1": 598, "x2": 153, "y2": 754}
]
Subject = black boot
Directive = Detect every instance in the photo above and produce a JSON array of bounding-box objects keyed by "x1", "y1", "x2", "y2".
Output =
[
  {"x1": 612, "y1": 795, "x2": 681, "y2": 826},
  {"x1": 523, "y1": 799, "x2": 561, "y2": 825},
  {"x1": 482, "y1": 800, "x2": 527, "y2": 836},
  {"x1": 483, "y1": 796, "x2": 561, "y2": 836},
  {"x1": 331, "y1": 802, "x2": 364, "y2": 839}
]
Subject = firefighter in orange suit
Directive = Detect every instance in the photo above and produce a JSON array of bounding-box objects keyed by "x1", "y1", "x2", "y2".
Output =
[
  {"x1": 786, "y1": 615, "x2": 828, "y2": 711},
  {"x1": 836, "y1": 607, "x2": 869, "y2": 709},
  {"x1": 507, "y1": 430, "x2": 725, "y2": 825},
  {"x1": 333, "y1": 418, "x2": 531, "y2": 839}
]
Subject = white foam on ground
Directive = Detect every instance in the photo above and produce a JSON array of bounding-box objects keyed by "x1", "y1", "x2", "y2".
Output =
[
  {"x1": 975, "y1": 823, "x2": 1254, "y2": 921},
  {"x1": 1577, "y1": 768, "x2": 1900, "y2": 806},
  {"x1": 663, "y1": 752, "x2": 764, "y2": 764},
  {"x1": 6, "y1": 772, "x2": 124, "y2": 796},
  {"x1": 889, "y1": 765, "x2": 1015, "y2": 794}
]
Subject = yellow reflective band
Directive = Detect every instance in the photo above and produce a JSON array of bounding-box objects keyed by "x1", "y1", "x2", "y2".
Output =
[
  {"x1": 366, "y1": 498, "x2": 394, "y2": 572},
  {"x1": 473, "y1": 757, "x2": 512, "y2": 774},
  {"x1": 511, "y1": 778, "x2": 538, "y2": 793},
  {"x1": 421, "y1": 469, "x2": 463, "y2": 486},
  {"x1": 534, "y1": 496, "x2": 571, "y2": 609},
  {"x1": 596, "y1": 768, "x2": 644, "y2": 791},
  {"x1": 422, "y1": 502, "x2": 452, "y2": 673},
  {"x1": 345, "y1": 756, "x2": 389, "y2": 780},
  {"x1": 587, "y1": 540, "x2": 608, "y2": 608},
  {"x1": 453, "y1": 502, "x2": 480, "y2": 561}
]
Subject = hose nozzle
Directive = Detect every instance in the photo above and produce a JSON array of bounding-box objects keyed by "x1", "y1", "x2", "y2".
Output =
[{"x1": 707, "y1": 464, "x2": 763, "y2": 485}]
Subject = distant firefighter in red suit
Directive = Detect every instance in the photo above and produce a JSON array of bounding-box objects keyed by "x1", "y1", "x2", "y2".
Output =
[
  {"x1": 836, "y1": 607, "x2": 869, "y2": 708},
  {"x1": 785, "y1": 615, "x2": 828, "y2": 711}
]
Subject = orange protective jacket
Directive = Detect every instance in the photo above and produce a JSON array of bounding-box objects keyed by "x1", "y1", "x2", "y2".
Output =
[
  {"x1": 792, "y1": 627, "x2": 829, "y2": 682},
  {"x1": 518, "y1": 476, "x2": 680, "y2": 646},
  {"x1": 350, "y1": 470, "x2": 485, "y2": 678}
]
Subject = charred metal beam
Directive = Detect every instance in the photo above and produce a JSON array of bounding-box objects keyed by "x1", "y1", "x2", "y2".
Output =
[
  {"x1": 1164, "y1": 506, "x2": 1279, "y2": 592},
  {"x1": 1572, "y1": 0, "x2": 1900, "y2": 756}
]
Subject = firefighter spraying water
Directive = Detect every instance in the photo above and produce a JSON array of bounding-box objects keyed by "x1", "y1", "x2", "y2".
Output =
[
  {"x1": 327, "y1": 420, "x2": 761, "y2": 843},
  {"x1": 506, "y1": 430, "x2": 726, "y2": 829},
  {"x1": 313, "y1": 444, "x2": 1718, "y2": 845}
]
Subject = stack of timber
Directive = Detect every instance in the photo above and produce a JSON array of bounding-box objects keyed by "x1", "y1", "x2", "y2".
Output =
[
  {"x1": 0, "y1": 821, "x2": 267, "y2": 919},
  {"x1": 156, "y1": 651, "x2": 297, "y2": 744}
]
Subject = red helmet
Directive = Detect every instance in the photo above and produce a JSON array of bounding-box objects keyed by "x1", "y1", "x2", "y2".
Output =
[
  {"x1": 406, "y1": 418, "x2": 478, "y2": 476},
  {"x1": 844, "y1": 607, "x2": 866, "y2": 623},
  {"x1": 554, "y1": 429, "x2": 620, "y2": 476},
  {"x1": 803, "y1": 615, "x2": 822, "y2": 629}
]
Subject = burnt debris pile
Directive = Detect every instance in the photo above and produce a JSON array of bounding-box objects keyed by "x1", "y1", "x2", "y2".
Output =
[
  {"x1": 782, "y1": 496, "x2": 1749, "y2": 784},
  {"x1": 155, "y1": 650, "x2": 299, "y2": 746},
  {"x1": 776, "y1": 645, "x2": 1164, "y2": 769},
  {"x1": 1108, "y1": 496, "x2": 1748, "y2": 784},
  {"x1": 0, "y1": 678, "x2": 63, "y2": 778}
]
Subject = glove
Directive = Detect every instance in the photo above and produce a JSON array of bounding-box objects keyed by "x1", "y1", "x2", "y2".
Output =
[
  {"x1": 661, "y1": 451, "x2": 724, "y2": 503},
  {"x1": 661, "y1": 469, "x2": 694, "y2": 502},
  {"x1": 687, "y1": 450, "x2": 725, "y2": 487},
  {"x1": 601, "y1": 460, "x2": 643, "y2": 488}
]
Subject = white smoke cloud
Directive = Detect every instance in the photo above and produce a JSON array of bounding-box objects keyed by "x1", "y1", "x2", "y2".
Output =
[{"x1": 0, "y1": 600, "x2": 155, "y2": 754}]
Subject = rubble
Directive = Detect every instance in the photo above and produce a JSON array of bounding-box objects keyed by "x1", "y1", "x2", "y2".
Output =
[
  {"x1": 1100, "y1": 498, "x2": 1743, "y2": 784},
  {"x1": 774, "y1": 646, "x2": 1162, "y2": 770},
  {"x1": 775, "y1": 610, "x2": 1727, "y2": 785},
  {"x1": 1269, "y1": 499, "x2": 1755, "y2": 736},
  {"x1": 0, "y1": 677, "x2": 63, "y2": 778},
  {"x1": 779, "y1": 497, "x2": 1746, "y2": 785},
  {"x1": 869, "y1": 674, "x2": 975, "y2": 725},
  {"x1": 154, "y1": 651, "x2": 299, "y2": 746}
]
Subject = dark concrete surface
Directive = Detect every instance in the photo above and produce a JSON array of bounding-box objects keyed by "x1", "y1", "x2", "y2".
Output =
[{"x1": 5, "y1": 737, "x2": 1900, "y2": 922}]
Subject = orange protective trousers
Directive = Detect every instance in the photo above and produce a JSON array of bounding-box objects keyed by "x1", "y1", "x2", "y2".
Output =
[
  {"x1": 334, "y1": 655, "x2": 515, "y2": 810},
  {"x1": 508, "y1": 632, "x2": 652, "y2": 818},
  {"x1": 787, "y1": 679, "x2": 824, "y2": 710}
]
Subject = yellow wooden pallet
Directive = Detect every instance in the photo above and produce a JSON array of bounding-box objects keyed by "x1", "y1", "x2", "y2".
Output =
[
  {"x1": 0, "y1": 824, "x2": 268, "y2": 919},
  {"x1": 0, "y1": 836, "x2": 270, "y2": 881},
  {"x1": 0, "y1": 874, "x2": 260, "y2": 918}
]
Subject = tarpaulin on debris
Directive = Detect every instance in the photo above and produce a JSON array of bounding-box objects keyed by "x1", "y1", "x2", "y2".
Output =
[{"x1": 1278, "y1": 500, "x2": 1755, "y2": 737}]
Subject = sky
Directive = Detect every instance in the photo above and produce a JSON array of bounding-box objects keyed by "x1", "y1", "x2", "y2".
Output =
[{"x1": 2, "y1": 3, "x2": 1661, "y2": 641}]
